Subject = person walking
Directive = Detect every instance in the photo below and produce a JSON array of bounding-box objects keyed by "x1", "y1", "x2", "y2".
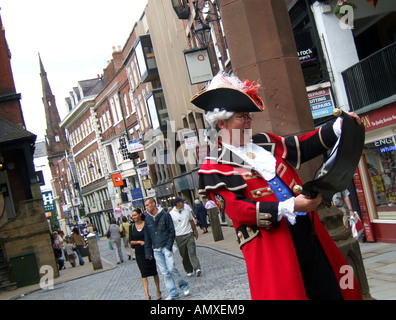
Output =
[
  {"x1": 129, "y1": 208, "x2": 161, "y2": 300},
  {"x1": 144, "y1": 197, "x2": 189, "y2": 300},
  {"x1": 64, "y1": 237, "x2": 76, "y2": 267},
  {"x1": 194, "y1": 199, "x2": 208, "y2": 234},
  {"x1": 70, "y1": 227, "x2": 85, "y2": 266},
  {"x1": 107, "y1": 218, "x2": 124, "y2": 264},
  {"x1": 120, "y1": 216, "x2": 134, "y2": 260},
  {"x1": 170, "y1": 197, "x2": 202, "y2": 277}
]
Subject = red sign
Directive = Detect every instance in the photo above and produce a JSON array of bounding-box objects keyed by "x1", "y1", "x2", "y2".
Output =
[
  {"x1": 112, "y1": 173, "x2": 124, "y2": 187},
  {"x1": 361, "y1": 102, "x2": 396, "y2": 132},
  {"x1": 353, "y1": 168, "x2": 375, "y2": 242}
]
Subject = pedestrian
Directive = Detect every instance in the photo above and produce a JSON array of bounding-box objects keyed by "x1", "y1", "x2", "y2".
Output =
[
  {"x1": 332, "y1": 189, "x2": 354, "y2": 228},
  {"x1": 194, "y1": 199, "x2": 208, "y2": 234},
  {"x1": 120, "y1": 216, "x2": 134, "y2": 260},
  {"x1": 192, "y1": 72, "x2": 363, "y2": 300},
  {"x1": 144, "y1": 197, "x2": 190, "y2": 300},
  {"x1": 129, "y1": 208, "x2": 162, "y2": 300},
  {"x1": 106, "y1": 218, "x2": 124, "y2": 264},
  {"x1": 64, "y1": 237, "x2": 76, "y2": 267},
  {"x1": 53, "y1": 231, "x2": 65, "y2": 270},
  {"x1": 70, "y1": 227, "x2": 85, "y2": 266},
  {"x1": 170, "y1": 197, "x2": 202, "y2": 277}
]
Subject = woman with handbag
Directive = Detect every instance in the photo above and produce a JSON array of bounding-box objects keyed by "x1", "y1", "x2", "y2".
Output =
[
  {"x1": 120, "y1": 216, "x2": 134, "y2": 260},
  {"x1": 106, "y1": 218, "x2": 124, "y2": 264},
  {"x1": 129, "y1": 208, "x2": 161, "y2": 300}
]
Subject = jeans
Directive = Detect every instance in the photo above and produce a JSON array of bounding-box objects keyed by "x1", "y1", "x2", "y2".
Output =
[
  {"x1": 110, "y1": 238, "x2": 123, "y2": 263},
  {"x1": 75, "y1": 245, "x2": 85, "y2": 265},
  {"x1": 153, "y1": 247, "x2": 189, "y2": 298}
]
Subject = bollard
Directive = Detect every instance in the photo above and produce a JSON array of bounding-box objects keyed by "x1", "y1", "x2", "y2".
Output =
[
  {"x1": 207, "y1": 208, "x2": 224, "y2": 242},
  {"x1": 87, "y1": 233, "x2": 103, "y2": 270}
]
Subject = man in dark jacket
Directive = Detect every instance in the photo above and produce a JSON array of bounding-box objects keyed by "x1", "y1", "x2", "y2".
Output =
[{"x1": 144, "y1": 197, "x2": 189, "y2": 300}]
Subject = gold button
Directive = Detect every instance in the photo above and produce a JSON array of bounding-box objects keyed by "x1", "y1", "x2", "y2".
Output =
[
  {"x1": 249, "y1": 172, "x2": 254, "y2": 177},
  {"x1": 293, "y1": 185, "x2": 303, "y2": 194},
  {"x1": 262, "y1": 221, "x2": 271, "y2": 226},
  {"x1": 263, "y1": 214, "x2": 272, "y2": 219},
  {"x1": 278, "y1": 188, "x2": 282, "y2": 192},
  {"x1": 238, "y1": 231, "x2": 243, "y2": 238},
  {"x1": 267, "y1": 187, "x2": 273, "y2": 194},
  {"x1": 256, "y1": 191, "x2": 262, "y2": 196},
  {"x1": 284, "y1": 194, "x2": 288, "y2": 199},
  {"x1": 246, "y1": 226, "x2": 252, "y2": 233},
  {"x1": 273, "y1": 181, "x2": 277, "y2": 186}
]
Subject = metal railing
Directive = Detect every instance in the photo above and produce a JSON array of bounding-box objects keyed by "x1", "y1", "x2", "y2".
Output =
[{"x1": 342, "y1": 42, "x2": 396, "y2": 112}]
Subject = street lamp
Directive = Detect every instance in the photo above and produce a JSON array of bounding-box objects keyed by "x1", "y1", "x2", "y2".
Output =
[{"x1": 194, "y1": 18, "x2": 211, "y2": 47}]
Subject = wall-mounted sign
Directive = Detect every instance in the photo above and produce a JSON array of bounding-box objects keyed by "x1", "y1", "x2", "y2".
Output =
[
  {"x1": 128, "y1": 138, "x2": 144, "y2": 153},
  {"x1": 184, "y1": 48, "x2": 213, "y2": 85},
  {"x1": 308, "y1": 88, "x2": 335, "y2": 119}
]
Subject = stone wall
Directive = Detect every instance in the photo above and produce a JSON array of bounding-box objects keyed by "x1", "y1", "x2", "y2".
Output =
[{"x1": 0, "y1": 197, "x2": 58, "y2": 282}]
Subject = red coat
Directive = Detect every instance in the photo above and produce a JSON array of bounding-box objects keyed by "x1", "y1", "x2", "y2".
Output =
[{"x1": 198, "y1": 123, "x2": 362, "y2": 300}]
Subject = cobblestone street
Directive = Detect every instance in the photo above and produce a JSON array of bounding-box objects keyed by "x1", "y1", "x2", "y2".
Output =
[{"x1": 17, "y1": 237, "x2": 251, "y2": 300}]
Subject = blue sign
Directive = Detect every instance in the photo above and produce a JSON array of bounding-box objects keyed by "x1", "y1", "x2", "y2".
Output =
[{"x1": 130, "y1": 188, "x2": 143, "y2": 200}]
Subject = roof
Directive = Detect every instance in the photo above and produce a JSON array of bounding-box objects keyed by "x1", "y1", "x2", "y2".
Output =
[{"x1": 0, "y1": 117, "x2": 36, "y2": 145}]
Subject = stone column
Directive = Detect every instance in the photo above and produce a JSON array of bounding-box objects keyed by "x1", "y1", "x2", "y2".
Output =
[
  {"x1": 218, "y1": 0, "x2": 320, "y2": 181},
  {"x1": 87, "y1": 233, "x2": 103, "y2": 270},
  {"x1": 207, "y1": 208, "x2": 224, "y2": 241}
]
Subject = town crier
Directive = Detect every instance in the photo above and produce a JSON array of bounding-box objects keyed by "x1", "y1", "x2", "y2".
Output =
[{"x1": 192, "y1": 73, "x2": 363, "y2": 300}]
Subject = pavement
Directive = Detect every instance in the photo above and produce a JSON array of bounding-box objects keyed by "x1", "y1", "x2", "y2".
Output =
[{"x1": 1, "y1": 225, "x2": 395, "y2": 300}]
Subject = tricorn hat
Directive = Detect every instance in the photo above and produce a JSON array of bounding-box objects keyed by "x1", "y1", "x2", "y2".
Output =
[{"x1": 190, "y1": 73, "x2": 265, "y2": 113}]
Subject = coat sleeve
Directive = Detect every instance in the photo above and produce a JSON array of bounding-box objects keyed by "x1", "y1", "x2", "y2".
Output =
[
  {"x1": 206, "y1": 186, "x2": 280, "y2": 229},
  {"x1": 165, "y1": 213, "x2": 175, "y2": 251}
]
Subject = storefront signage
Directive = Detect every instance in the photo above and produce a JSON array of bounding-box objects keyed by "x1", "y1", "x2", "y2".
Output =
[
  {"x1": 361, "y1": 102, "x2": 396, "y2": 132},
  {"x1": 295, "y1": 30, "x2": 317, "y2": 65},
  {"x1": 353, "y1": 168, "x2": 375, "y2": 242},
  {"x1": 308, "y1": 88, "x2": 335, "y2": 119},
  {"x1": 185, "y1": 136, "x2": 198, "y2": 150}
]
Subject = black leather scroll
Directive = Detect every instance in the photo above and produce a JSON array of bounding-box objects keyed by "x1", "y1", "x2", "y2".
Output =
[{"x1": 301, "y1": 110, "x2": 365, "y2": 206}]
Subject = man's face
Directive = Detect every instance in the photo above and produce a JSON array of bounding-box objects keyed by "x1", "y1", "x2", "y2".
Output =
[
  {"x1": 145, "y1": 200, "x2": 156, "y2": 214},
  {"x1": 175, "y1": 201, "x2": 184, "y2": 210},
  {"x1": 217, "y1": 112, "x2": 253, "y2": 146}
]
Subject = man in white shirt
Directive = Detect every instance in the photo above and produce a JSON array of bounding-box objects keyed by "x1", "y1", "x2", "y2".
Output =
[{"x1": 170, "y1": 197, "x2": 202, "y2": 277}]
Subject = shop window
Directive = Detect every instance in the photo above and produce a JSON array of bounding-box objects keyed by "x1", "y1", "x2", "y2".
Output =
[{"x1": 365, "y1": 135, "x2": 396, "y2": 219}]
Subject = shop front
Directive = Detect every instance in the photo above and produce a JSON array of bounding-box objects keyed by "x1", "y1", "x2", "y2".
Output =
[
  {"x1": 153, "y1": 181, "x2": 175, "y2": 209},
  {"x1": 357, "y1": 102, "x2": 396, "y2": 242}
]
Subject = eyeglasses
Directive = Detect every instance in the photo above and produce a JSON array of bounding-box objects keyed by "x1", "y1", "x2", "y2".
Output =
[{"x1": 233, "y1": 113, "x2": 253, "y2": 121}]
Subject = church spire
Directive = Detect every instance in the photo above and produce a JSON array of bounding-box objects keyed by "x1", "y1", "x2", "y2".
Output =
[
  {"x1": 39, "y1": 52, "x2": 54, "y2": 100},
  {"x1": 39, "y1": 53, "x2": 68, "y2": 157}
]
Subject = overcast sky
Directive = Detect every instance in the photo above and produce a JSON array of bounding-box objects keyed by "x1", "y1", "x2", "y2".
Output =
[{"x1": 1, "y1": 0, "x2": 148, "y2": 140}]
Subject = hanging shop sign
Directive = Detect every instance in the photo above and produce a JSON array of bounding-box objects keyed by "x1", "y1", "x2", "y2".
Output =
[
  {"x1": 184, "y1": 47, "x2": 213, "y2": 85},
  {"x1": 128, "y1": 138, "x2": 144, "y2": 153},
  {"x1": 112, "y1": 173, "x2": 124, "y2": 187}
]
